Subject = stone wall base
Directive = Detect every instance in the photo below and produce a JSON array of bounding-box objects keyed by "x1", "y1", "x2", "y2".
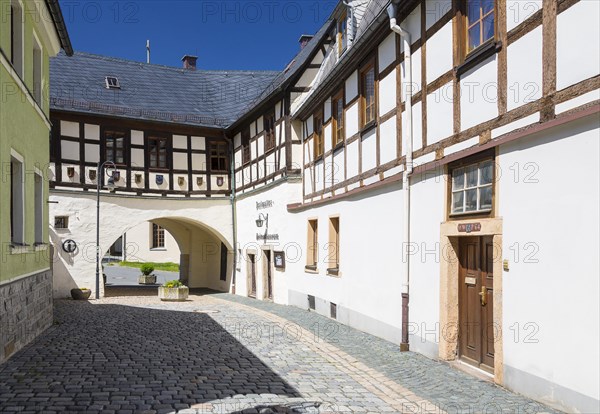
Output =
[{"x1": 0, "y1": 270, "x2": 53, "y2": 364}]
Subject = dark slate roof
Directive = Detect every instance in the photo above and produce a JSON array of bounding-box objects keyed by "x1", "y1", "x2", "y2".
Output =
[{"x1": 50, "y1": 52, "x2": 280, "y2": 128}]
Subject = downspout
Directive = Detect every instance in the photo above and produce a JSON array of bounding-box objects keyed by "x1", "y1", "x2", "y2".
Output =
[
  {"x1": 228, "y1": 135, "x2": 238, "y2": 295},
  {"x1": 388, "y1": 1, "x2": 413, "y2": 352}
]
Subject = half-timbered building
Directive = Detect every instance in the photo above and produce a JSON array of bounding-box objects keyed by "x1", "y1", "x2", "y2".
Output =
[{"x1": 48, "y1": 0, "x2": 599, "y2": 411}]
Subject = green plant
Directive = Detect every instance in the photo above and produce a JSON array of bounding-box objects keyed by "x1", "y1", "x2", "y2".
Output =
[
  {"x1": 118, "y1": 261, "x2": 179, "y2": 272},
  {"x1": 140, "y1": 264, "x2": 155, "y2": 276},
  {"x1": 163, "y1": 280, "x2": 184, "y2": 288}
]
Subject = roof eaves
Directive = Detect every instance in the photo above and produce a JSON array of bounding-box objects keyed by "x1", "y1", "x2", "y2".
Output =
[{"x1": 45, "y1": 0, "x2": 73, "y2": 56}]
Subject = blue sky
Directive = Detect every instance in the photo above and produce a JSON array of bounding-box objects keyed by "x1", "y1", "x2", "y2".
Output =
[{"x1": 62, "y1": 0, "x2": 336, "y2": 71}]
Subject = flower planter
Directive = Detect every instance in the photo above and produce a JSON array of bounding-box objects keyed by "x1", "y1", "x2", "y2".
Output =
[
  {"x1": 71, "y1": 288, "x2": 92, "y2": 300},
  {"x1": 158, "y1": 286, "x2": 189, "y2": 302},
  {"x1": 138, "y1": 274, "x2": 157, "y2": 285}
]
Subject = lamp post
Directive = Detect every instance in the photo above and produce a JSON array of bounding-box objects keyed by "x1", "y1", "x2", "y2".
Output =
[
  {"x1": 95, "y1": 161, "x2": 116, "y2": 299},
  {"x1": 256, "y1": 213, "x2": 269, "y2": 229}
]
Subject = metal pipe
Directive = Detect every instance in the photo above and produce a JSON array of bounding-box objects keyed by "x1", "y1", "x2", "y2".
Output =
[
  {"x1": 229, "y1": 136, "x2": 238, "y2": 295},
  {"x1": 388, "y1": 1, "x2": 413, "y2": 351},
  {"x1": 95, "y1": 161, "x2": 115, "y2": 300}
]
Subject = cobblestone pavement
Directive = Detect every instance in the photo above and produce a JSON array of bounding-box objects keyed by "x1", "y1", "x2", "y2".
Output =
[{"x1": 0, "y1": 292, "x2": 560, "y2": 414}]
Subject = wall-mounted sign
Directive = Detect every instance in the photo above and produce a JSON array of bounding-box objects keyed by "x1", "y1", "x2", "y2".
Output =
[
  {"x1": 256, "y1": 200, "x2": 274, "y2": 210},
  {"x1": 197, "y1": 177, "x2": 204, "y2": 186},
  {"x1": 135, "y1": 173, "x2": 143, "y2": 184},
  {"x1": 178, "y1": 176, "x2": 185, "y2": 186},
  {"x1": 217, "y1": 177, "x2": 224, "y2": 187},
  {"x1": 67, "y1": 167, "x2": 75, "y2": 178},
  {"x1": 274, "y1": 251, "x2": 285, "y2": 269},
  {"x1": 156, "y1": 175, "x2": 164, "y2": 185},
  {"x1": 89, "y1": 169, "x2": 97, "y2": 180},
  {"x1": 256, "y1": 233, "x2": 279, "y2": 241},
  {"x1": 113, "y1": 170, "x2": 121, "y2": 182},
  {"x1": 457, "y1": 223, "x2": 482, "y2": 233},
  {"x1": 62, "y1": 239, "x2": 77, "y2": 253}
]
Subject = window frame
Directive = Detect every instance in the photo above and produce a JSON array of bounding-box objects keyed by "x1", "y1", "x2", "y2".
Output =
[
  {"x1": 359, "y1": 60, "x2": 377, "y2": 129},
  {"x1": 332, "y1": 90, "x2": 345, "y2": 149},
  {"x1": 337, "y1": 10, "x2": 348, "y2": 57},
  {"x1": 241, "y1": 128, "x2": 251, "y2": 165},
  {"x1": 32, "y1": 34, "x2": 43, "y2": 105},
  {"x1": 147, "y1": 135, "x2": 169, "y2": 170},
  {"x1": 447, "y1": 150, "x2": 496, "y2": 220},
  {"x1": 464, "y1": 0, "x2": 497, "y2": 54},
  {"x1": 313, "y1": 109, "x2": 324, "y2": 160},
  {"x1": 104, "y1": 129, "x2": 128, "y2": 166},
  {"x1": 327, "y1": 217, "x2": 340, "y2": 276},
  {"x1": 209, "y1": 140, "x2": 229, "y2": 173},
  {"x1": 306, "y1": 219, "x2": 319, "y2": 270},
  {"x1": 54, "y1": 216, "x2": 69, "y2": 230},
  {"x1": 10, "y1": 0, "x2": 24, "y2": 79},
  {"x1": 10, "y1": 153, "x2": 25, "y2": 245},
  {"x1": 34, "y1": 172, "x2": 44, "y2": 244},
  {"x1": 151, "y1": 223, "x2": 165, "y2": 249},
  {"x1": 264, "y1": 110, "x2": 276, "y2": 152}
]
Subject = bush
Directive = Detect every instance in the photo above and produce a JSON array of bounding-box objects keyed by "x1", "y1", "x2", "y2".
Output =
[
  {"x1": 164, "y1": 280, "x2": 184, "y2": 288},
  {"x1": 140, "y1": 264, "x2": 155, "y2": 276}
]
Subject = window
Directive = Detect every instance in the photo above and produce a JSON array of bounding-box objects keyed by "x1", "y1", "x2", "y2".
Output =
[
  {"x1": 105, "y1": 76, "x2": 121, "y2": 89},
  {"x1": 264, "y1": 111, "x2": 276, "y2": 152},
  {"x1": 148, "y1": 136, "x2": 168, "y2": 169},
  {"x1": 465, "y1": 0, "x2": 495, "y2": 53},
  {"x1": 306, "y1": 219, "x2": 318, "y2": 269},
  {"x1": 34, "y1": 173, "x2": 43, "y2": 244},
  {"x1": 328, "y1": 217, "x2": 340, "y2": 275},
  {"x1": 105, "y1": 131, "x2": 126, "y2": 165},
  {"x1": 360, "y1": 63, "x2": 376, "y2": 127},
  {"x1": 10, "y1": 155, "x2": 24, "y2": 245},
  {"x1": 33, "y1": 37, "x2": 42, "y2": 104},
  {"x1": 10, "y1": 1, "x2": 23, "y2": 78},
  {"x1": 313, "y1": 111, "x2": 324, "y2": 159},
  {"x1": 451, "y1": 159, "x2": 494, "y2": 215},
  {"x1": 209, "y1": 141, "x2": 228, "y2": 172},
  {"x1": 338, "y1": 11, "x2": 348, "y2": 56},
  {"x1": 242, "y1": 128, "x2": 251, "y2": 165},
  {"x1": 151, "y1": 223, "x2": 165, "y2": 249},
  {"x1": 54, "y1": 216, "x2": 69, "y2": 229},
  {"x1": 332, "y1": 92, "x2": 345, "y2": 147},
  {"x1": 220, "y1": 243, "x2": 228, "y2": 281}
]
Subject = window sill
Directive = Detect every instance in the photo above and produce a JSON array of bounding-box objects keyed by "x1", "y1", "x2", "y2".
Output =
[
  {"x1": 360, "y1": 121, "x2": 377, "y2": 135},
  {"x1": 326, "y1": 268, "x2": 341, "y2": 277},
  {"x1": 456, "y1": 41, "x2": 502, "y2": 78},
  {"x1": 304, "y1": 265, "x2": 319, "y2": 274},
  {"x1": 332, "y1": 142, "x2": 345, "y2": 153},
  {"x1": 10, "y1": 244, "x2": 30, "y2": 255},
  {"x1": 313, "y1": 155, "x2": 324, "y2": 163},
  {"x1": 34, "y1": 243, "x2": 49, "y2": 252},
  {"x1": 448, "y1": 209, "x2": 493, "y2": 221},
  {"x1": 150, "y1": 248, "x2": 167, "y2": 251}
]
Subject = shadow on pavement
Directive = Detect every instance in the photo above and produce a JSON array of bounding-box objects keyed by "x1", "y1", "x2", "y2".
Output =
[{"x1": 0, "y1": 300, "x2": 299, "y2": 412}]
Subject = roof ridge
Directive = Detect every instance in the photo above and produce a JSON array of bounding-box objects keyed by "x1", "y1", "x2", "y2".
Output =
[{"x1": 70, "y1": 51, "x2": 281, "y2": 75}]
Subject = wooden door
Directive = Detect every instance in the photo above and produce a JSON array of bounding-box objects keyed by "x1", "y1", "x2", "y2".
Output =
[
  {"x1": 459, "y1": 236, "x2": 495, "y2": 372},
  {"x1": 265, "y1": 250, "x2": 273, "y2": 300},
  {"x1": 248, "y1": 254, "x2": 256, "y2": 298}
]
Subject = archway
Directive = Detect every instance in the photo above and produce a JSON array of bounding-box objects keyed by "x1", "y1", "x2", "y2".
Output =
[{"x1": 49, "y1": 192, "x2": 234, "y2": 298}]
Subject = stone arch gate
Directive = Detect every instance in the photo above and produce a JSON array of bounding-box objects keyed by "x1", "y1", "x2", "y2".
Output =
[{"x1": 49, "y1": 191, "x2": 234, "y2": 298}]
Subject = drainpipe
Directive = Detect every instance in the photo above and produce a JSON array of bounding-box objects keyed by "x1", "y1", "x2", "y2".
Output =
[
  {"x1": 228, "y1": 135, "x2": 238, "y2": 295},
  {"x1": 388, "y1": 1, "x2": 413, "y2": 352}
]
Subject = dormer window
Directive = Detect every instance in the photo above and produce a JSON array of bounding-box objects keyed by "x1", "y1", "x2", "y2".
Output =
[
  {"x1": 105, "y1": 76, "x2": 120, "y2": 89},
  {"x1": 338, "y1": 11, "x2": 348, "y2": 56}
]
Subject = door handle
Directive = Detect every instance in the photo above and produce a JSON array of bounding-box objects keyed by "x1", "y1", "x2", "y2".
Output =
[{"x1": 479, "y1": 286, "x2": 488, "y2": 306}]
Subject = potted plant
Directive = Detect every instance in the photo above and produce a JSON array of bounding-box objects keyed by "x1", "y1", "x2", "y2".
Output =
[
  {"x1": 138, "y1": 264, "x2": 157, "y2": 285},
  {"x1": 71, "y1": 288, "x2": 92, "y2": 300},
  {"x1": 158, "y1": 280, "x2": 189, "y2": 301}
]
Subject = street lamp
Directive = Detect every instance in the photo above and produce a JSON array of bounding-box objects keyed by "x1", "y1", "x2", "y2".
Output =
[
  {"x1": 256, "y1": 213, "x2": 269, "y2": 228},
  {"x1": 95, "y1": 161, "x2": 116, "y2": 299}
]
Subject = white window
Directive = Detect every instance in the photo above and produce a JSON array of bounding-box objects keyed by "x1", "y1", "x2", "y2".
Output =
[
  {"x1": 10, "y1": 154, "x2": 25, "y2": 245},
  {"x1": 33, "y1": 35, "x2": 43, "y2": 104},
  {"x1": 451, "y1": 159, "x2": 494, "y2": 215},
  {"x1": 10, "y1": 0, "x2": 24, "y2": 78},
  {"x1": 151, "y1": 223, "x2": 165, "y2": 249},
  {"x1": 105, "y1": 76, "x2": 120, "y2": 89},
  {"x1": 34, "y1": 173, "x2": 44, "y2": 244}
]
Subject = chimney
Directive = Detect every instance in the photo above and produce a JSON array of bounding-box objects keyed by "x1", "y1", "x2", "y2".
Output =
[
  {"x1": 298, "y1": 35, "x2": 314, "y2": 50},
  {"x1": 182, "y1": 55, "x2": 198, "y2": 70}
]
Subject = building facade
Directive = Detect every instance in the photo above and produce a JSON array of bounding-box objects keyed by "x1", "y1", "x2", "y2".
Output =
[
  {"x1": 47, "y1": 0, "x2": 599, "y2": 412},
  {"x1": 107, "y1": 222, "x2": 181, "y2": 264},
  {"x1": 0, "y1": 0, "x2": 72, "y2": 363}
]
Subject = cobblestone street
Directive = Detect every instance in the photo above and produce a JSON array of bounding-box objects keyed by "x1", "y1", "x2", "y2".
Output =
[{"x1": 0, "y1": 292, "x2": 560, "y2": 414}]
